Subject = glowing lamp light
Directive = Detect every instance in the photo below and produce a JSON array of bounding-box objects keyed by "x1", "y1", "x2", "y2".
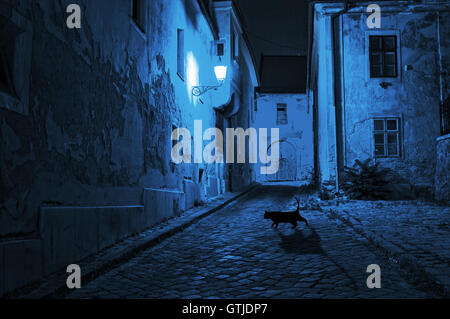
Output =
[
  {"x1": 192, "y1": 64, "x2": 228, "y2": 97},
  {"x1": 214, "y1": 65, "x2": 227, "y2": 83}
]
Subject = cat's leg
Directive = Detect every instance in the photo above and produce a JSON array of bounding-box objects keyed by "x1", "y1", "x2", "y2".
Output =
[
  {"x1": 301, "y1": 217, "x2": 309, "y2": 226},
  {"x1": 291, "y1": 221, "x2": 298, "y2": 229}
]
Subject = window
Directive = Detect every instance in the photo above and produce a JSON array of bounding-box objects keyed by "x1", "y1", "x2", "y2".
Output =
[
  {"x1": 276, "y1": 104, "x2": 288, "y2": 125},
  {"x1": 231, "y1": 32, "x2": 238, "y2": 60},
  {"x1": 132, "y1": 0, "x2": 147, "y2": 33},
  {"x1": 216, "y1": 42, "x2": 224, "y2": 57},
  {"x1": 373, "y1": 118, "x2": 401, "y2": 157},
  {"x1": 198, "y1": 168, "x2": 204, "y2": 183},
  {"x1": 369, "y1": 35, "x2": 397, "y2": 78},
  {"x1": 177, "y1": 29, "x2": 185, "y2": 80}
]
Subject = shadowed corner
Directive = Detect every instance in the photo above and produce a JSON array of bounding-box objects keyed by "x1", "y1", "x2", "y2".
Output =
[{"x1": 277, "y1": 228, "x2": 324, "y2": 255}]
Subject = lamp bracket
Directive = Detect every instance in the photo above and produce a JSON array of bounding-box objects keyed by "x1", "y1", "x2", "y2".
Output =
[{"x1": 192, "y1": 82, "x2": 224, "y2": 97}]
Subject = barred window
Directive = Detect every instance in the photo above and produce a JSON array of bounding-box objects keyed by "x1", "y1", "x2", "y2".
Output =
[
  {"x1": 369, "y1": 36, "x2": 397, "y2": 78},
  {"x1": 374, "y1": 118, "x2": 401, "y2": 157}
]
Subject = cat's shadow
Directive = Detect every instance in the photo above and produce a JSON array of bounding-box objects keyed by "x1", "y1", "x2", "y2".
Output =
[{"x1": 276, "y1": 228, "x2": 324, "y2": 255}]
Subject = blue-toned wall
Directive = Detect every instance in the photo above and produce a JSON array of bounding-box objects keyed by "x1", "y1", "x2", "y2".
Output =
[
  {"x1": 0, "y1": 0, "x2": 257, "y2": 294},
  {"x1": 254, "y1": 93, "x2": 314, "y2": 182},
  {"x1": 311, "y1": 1, "x2": 449, "y2": 196},
  {"x1": 0, "y1": 0, "x2": 257, "y2": 237}
]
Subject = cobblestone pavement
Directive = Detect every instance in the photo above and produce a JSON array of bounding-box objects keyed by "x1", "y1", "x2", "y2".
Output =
[
  {"x1": 322, "y1": 200, "x2": 450, "y2": 296},
  {"x1": 67, "y1": 185, "x2": 434, "y2": 299}
]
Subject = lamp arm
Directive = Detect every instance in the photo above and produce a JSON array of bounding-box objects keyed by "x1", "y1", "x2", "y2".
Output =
[{"x1": 192, "y1": 81, "x2": 224, "y2": 97}]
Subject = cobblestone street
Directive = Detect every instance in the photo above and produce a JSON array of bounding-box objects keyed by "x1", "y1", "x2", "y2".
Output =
[
  {"x1": 64, "y1": 184, "x2": 448, "y2": 299},
  {"x1": 322, "y1": 200, "x2": 450, "y2": 295}
]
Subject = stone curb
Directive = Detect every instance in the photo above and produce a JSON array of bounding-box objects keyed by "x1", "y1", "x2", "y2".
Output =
[
  {"x1": 324, "y1": 208, "x2": 448, "y2": 298},
  {"x1": 8, "y1": 184, "x2": 259, "y2": 299}
]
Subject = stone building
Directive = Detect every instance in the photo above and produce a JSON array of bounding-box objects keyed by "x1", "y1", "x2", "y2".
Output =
[
  {"x1": 308, "y1": 0, "x2": 449, "y2": 199},
  {"x1": 0, "y1": 0, "x2": 258, "y2": 295},
  {"x1": 254, "y1": 55, "x2": 314, "y2": 182}
]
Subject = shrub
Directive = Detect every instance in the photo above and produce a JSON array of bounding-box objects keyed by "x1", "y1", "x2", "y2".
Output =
[{"x1": 341, "y1": 159, "x2": 391, "y2": 200}]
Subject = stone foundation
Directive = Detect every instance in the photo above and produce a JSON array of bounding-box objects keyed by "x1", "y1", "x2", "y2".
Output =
[{"x1": 435, "y1": 134, "x2": 450, "y2": 203}]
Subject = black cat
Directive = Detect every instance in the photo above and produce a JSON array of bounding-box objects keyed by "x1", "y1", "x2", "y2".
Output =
[{"x1": 264, "y1": 198, "x2": 309, "y2": 229}]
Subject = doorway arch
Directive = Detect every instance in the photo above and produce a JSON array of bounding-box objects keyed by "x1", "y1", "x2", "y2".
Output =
[{"x1": 267, "y1": 139, "x2": 298, "y2": 181}]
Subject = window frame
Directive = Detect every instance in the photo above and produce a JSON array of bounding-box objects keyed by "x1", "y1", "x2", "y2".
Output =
[
  {"x1": 365, "y1": 30, "x2": 401, "y2": 82},
  {"x1": 276, "y1": 103, "x2": 288, "y2": 125},
  {"x1": 369, "y1": 35, "x2": 398, "y2": 78},
  {"x1": 373, "y1": 117, "x2": 402, "y2": 158},
  {"x1": 215, "y1": 40, "x2": 225, "y2": 57}
]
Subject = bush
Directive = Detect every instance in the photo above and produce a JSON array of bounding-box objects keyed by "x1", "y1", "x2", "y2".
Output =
[{"x1": 341, "y1": 159, "x2": 391, "y2": 200}]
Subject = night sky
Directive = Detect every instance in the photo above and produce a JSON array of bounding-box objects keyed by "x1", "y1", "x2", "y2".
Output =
[{"x1": 235, "y1": 0, "x2": 310, "y2": 68}]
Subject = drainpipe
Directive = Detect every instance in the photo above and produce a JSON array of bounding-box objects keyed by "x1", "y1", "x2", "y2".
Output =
[
  {"x1": 307, "y1": 1, "x2": 350, "y2": 192},
  {"x1": 330, "y1": 1, "x2": 350, "y2": 193}
]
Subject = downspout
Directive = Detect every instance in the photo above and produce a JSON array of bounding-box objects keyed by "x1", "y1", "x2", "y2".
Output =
[
  {"x1": 306, "y1": 1, "x2": 317, "y2": 185},
  {"x1": 307, "y1": 1, "x2": 349, "y2": 191},
  {"x1": 330, "y1": 1, "x2": 350, "y2": 192}
]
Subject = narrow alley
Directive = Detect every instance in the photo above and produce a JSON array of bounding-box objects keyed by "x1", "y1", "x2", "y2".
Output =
[{"x1": 66, "y1": 184, "x2": 436, "y2": 299}]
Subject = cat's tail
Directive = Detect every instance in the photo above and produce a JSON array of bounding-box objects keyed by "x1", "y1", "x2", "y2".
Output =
[{"x1": 294, "y1": 197, "x2": 300, "y2": 212}]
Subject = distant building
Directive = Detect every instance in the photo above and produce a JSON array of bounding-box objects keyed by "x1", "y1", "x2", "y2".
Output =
[
  {"x1": 308, "y1": 1, "x2": 449, "y2": 200},
  {"x1": 0, "y1": 0, "x2": 258, "y2": 296},
  {"x1": 255, "y1": 55, "x2": 314, "y2": 182}
]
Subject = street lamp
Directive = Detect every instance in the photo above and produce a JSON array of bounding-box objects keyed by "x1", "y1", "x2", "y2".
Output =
[{"x1": 192, "y1": 64, "x2": 227, "y2": 97}]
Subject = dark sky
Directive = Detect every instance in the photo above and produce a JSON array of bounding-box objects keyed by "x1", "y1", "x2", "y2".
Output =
[{"x1": 235, "y1": 0, "x2": 310, "y2": 68}]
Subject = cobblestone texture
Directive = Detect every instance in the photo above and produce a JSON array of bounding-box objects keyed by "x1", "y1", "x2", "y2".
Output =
[
  {"x1": 67, "y1": 185, "x2": 437, "y2": 299},
  {"x1": 322, "y1": 199, "x2": 450, "y2": 296}
]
